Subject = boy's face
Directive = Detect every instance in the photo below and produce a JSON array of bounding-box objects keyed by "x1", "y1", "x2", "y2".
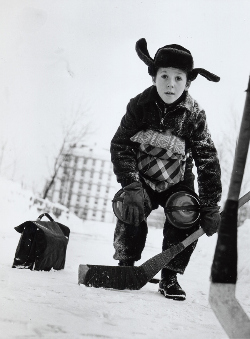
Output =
[{"x1": 153, "y1": 67, "x2": 189, "y2": 104}]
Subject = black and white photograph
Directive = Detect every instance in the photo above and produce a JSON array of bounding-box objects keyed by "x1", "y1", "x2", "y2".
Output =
[{"x1": 1, "y1": 1, "x2": 250, "y2": 338}]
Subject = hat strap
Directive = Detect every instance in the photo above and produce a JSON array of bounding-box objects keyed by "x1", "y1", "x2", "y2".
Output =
[
  {"x1": 135, "y1": 38, "x2": 154, "y2": 67},
  {"x1": 189, "y1": 68, "x2": 220, "y2": 82}
]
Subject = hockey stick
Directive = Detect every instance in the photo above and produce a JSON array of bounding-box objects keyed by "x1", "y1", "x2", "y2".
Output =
[
  {"x1": 209, "y1": 77, "x2": 250, "y2": 338},
  {"x1": 78, "y1": 190, "x2": 250, "y2": 290}
]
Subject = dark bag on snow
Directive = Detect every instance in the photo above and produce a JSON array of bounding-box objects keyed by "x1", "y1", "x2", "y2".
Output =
[{"x1": 12, "y1": 213, "x2": 70, "y2": 271}]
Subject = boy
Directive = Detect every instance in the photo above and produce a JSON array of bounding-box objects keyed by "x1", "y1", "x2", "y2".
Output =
[{"x1": 110, "y1": 38, "x2": 222, "y2": 300}]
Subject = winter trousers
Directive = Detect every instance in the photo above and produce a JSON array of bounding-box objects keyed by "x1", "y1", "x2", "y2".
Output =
[{"x1": 113, "y1": 182, "x2": 200, "y2": 274}]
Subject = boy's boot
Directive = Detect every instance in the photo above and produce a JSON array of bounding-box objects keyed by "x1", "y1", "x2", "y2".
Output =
[
  {"x1": 158, "y1": 268, "x2": 186, "y2": 301},
  {"x1": 118, "y1": 259, "x2": 135, "y2": 266}
]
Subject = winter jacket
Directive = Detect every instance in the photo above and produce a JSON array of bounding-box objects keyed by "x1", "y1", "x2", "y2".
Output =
[{"x1": 110, "y1": 86, "x2": 222, "y2": 207}]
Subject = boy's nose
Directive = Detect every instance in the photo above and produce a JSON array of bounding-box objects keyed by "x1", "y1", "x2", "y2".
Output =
[{"x1": 167, "y1": 79, "x2": 174, "y2": 87}]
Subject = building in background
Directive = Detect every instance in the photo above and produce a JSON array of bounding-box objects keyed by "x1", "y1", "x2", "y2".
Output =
[{"x1": 47, "y1": 144, "x2": 165, "y2": 227}]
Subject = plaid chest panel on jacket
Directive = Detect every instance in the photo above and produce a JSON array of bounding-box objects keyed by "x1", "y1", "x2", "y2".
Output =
[{"x1": 130, "y1": 129, "x2": 187, "y2": 192}]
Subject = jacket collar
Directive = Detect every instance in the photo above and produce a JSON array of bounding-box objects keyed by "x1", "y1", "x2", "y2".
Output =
[{"x1": 137, "y1": 85, "x2": 194, "y2": 112}]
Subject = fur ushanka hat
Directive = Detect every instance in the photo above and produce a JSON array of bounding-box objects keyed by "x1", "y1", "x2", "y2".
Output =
[{"x1": 135, "y1": 38, "x2": 220, "y2": 82}]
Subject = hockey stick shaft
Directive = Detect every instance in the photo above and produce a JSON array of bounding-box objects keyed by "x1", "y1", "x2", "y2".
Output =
[
  {"x1": 211, "y1": 77, "x2": 250, "y2": 283},
  {"x1": 209, "y1": 77, "x2": 250, "y2": 338}
]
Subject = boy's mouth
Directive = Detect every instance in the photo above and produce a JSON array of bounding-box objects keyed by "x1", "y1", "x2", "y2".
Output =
[{"x1": 165, "y1": 92, "x2": 175, "y2": 95}]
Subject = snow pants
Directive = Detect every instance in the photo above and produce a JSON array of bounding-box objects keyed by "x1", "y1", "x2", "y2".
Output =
[{"x1": 113, "y1": 182, "x2": 200, "y2": 274}]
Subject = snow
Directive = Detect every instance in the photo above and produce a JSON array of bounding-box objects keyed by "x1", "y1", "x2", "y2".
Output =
[{"x1": 1, "y1": 177, "x2": 250, "y2": 339}]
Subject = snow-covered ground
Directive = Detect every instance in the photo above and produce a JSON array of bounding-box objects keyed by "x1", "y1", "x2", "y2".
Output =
[{"x1": 1, "y1": 177, "x2": 250, "y2": 339}]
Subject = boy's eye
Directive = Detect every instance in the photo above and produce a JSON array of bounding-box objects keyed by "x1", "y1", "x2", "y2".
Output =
[
  {"x1": 176, "y1": 76, "x2": 183, "y2": 81},
  {"x1": 161, "y1": 74, "x2": 168, "y2": 79}
]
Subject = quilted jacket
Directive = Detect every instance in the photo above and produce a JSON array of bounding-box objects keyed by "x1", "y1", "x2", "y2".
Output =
[{"x1": 110, "y1": 85, "x2": 222, "y2": 207}]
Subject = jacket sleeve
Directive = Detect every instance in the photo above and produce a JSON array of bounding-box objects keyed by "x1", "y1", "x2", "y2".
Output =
[
  {"x1": 189, "y1": 109, "x2": 222, "y2": 207},
  {"x1": 110, "y1": 99, "x2": 143, "y2": 187}
]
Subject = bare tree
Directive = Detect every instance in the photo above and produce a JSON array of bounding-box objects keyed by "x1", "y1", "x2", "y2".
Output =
[
  {"x1": 0, "y1": 138, "x2": 17, "y2": 180},
  {"x1": 0, "y1": 139, "x2": 8, "y2": 174},
  {"x1": 42, "y1": 104, "x2": 91, "y2": 199},
  {"x1": 216, "y1": 107, "x2": 250, "y2": 225},
  {"x1": 216, "y1": 108, "x2": 240, "y2": 203}
]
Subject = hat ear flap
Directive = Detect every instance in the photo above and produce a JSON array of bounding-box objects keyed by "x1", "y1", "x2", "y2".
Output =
[
  {"x1": 135, "y1": 38, "x2": 154, "y2": 67},
  {"x1": 189, "y1": 68, "x2": 220, "y2": 82}
]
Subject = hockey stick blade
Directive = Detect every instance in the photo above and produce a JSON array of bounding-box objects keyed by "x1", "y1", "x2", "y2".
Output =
[{"x1": 79, "y1": 242, "x2": 185, "y2": 290}]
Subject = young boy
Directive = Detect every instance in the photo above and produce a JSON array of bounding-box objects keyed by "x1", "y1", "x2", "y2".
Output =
[{"x1": 110, "y1": 38, "x2": 222, "y2": 300}]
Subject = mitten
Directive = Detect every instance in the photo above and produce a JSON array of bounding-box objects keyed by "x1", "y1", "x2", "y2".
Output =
[
  {"x1": 200, "y1": 206, "x2": 221, "y2": 236},
  {"x1": 122, "y1": 182, "x2": 145, "y2": 226}
]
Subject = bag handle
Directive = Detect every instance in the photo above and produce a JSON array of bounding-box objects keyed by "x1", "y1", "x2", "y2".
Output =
[
  {"x1": 37, "y1": 213, "x2": 54, "y2": 222},
  {"x1": 35, "y1": 213, "x2": 67, "y2": 237}
]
